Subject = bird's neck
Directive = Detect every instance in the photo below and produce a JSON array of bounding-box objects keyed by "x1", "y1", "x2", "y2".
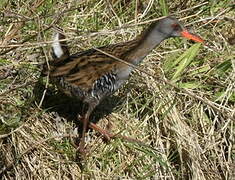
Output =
[{"x1": 126, "y1": 24, "x2": 169, "y2": 65}]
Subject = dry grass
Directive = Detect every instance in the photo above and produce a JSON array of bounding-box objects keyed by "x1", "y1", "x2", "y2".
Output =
[{"x1": 0, "y1": 0, "x2": 235, "y2": 179}]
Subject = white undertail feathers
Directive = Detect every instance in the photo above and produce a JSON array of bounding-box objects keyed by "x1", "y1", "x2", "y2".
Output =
[{"x1": 52, "y1": 32, "x2": 64, "y2": 59}]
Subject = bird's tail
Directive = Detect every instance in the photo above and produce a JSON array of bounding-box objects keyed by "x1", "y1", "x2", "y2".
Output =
[
  {"x1": 51, "y1": 31, "x2": 70, "y2": 61},
  {"x1": 41, "y1": 30, "x2": 70, "y2": 76}
]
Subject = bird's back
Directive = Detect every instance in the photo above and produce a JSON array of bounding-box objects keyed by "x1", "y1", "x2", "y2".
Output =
[{"x1": 43, "y1": 34, "x2": 140, "y2": 104}]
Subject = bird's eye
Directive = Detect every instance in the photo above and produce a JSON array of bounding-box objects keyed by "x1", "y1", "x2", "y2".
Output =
[{"x1": 171, "y1": 23, "x2": 180, "y2": 31}]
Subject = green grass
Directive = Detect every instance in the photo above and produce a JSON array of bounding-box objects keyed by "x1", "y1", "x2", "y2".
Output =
[{"x1": 0, "y1": 0, "x2": 235, "y2": 179}]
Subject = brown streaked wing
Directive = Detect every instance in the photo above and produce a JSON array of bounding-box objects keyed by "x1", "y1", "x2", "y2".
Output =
[
  {"x1": 48, "y1": 39, "x2": 140, "y2": 91},
  {"x1": 65, "y1": 57, "x2": 119, "y2": 91}
]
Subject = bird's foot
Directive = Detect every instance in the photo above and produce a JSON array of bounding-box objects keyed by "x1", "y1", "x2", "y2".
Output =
[
  {"x1": 88, "y1": 122, "x2": 113, "y2": 142},
  {"x1": 78, "y1": 142, "x2": 88, "y2": 156}
]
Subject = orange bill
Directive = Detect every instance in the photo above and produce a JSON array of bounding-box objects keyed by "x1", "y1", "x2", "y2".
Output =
[{"x1": 181, "y1": 30, "x2": 204, "y2": 43}]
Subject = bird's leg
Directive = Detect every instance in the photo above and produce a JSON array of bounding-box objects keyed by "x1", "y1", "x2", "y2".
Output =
[
  {"x1": 78, "y1": 111, "x2": 145, "y2": 151},
  {"x1": 78, "y1": 107, "x2": 112, "y2": 153},
  {"x1": 88, "y1": 122, "x2": 112, "y2": 141},
  {"x1": 88, "y1": 122, "x2": 145, "y2": 145},
  {"x1": 78, "y1": 105, "x2": 93, "y2": 153},
  {"x1": 78, "y1": 104, "x2": 143, "y2": 154}
]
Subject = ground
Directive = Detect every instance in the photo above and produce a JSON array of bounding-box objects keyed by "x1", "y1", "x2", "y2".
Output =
[{"x1": 0, "y1": 0, "x2": 234, "y2": 179}]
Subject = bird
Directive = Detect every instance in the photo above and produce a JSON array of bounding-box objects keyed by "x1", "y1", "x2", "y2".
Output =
[{"x1": 42, "y1": 16, "x2": 204, "y2": 153}]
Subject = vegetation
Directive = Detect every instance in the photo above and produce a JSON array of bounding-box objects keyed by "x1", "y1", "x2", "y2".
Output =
[{"x1": 0, "y1": 0, "x2": 234, "y2": 179}]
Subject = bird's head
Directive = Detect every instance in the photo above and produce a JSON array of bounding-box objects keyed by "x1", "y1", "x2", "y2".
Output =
[{"x1": 156, "y1": 16, "x2": 204, "y2": 43}]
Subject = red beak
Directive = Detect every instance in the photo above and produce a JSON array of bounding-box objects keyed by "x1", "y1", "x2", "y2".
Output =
[{"x1": 181, "y1": 30, "x2": 204, "y2": 43}]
